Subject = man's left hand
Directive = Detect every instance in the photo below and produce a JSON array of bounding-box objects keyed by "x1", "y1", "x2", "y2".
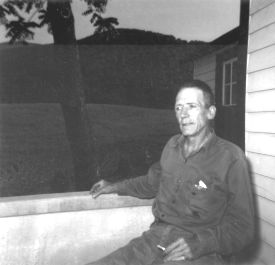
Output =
[{"x1": 164, "y1": 237, "x2": 193, "y2": 261}]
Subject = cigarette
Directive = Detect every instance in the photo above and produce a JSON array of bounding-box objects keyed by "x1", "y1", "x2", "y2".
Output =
[{"x1": 157, "y1": 245, "x2": 166, "y2": 252}]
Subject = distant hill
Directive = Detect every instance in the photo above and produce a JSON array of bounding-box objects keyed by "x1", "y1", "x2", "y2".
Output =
[
  {"x1": 0, "y1": 28, "x2": 209, "y2": 107},
  {"x1": 78, "y1": 28, "x2": 206, "y2": 45},
  {"x1": 0, "y1": 42, "x2": 41, "y2": 50}
]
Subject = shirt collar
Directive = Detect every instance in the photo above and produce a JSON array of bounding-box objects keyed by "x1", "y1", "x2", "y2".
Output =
[
  {"x1": 203, "y1": 130, "x2": 217, "y2": 151},
  {"x1": 173, "y1": 130, "x2": 217, "y2": 152}
]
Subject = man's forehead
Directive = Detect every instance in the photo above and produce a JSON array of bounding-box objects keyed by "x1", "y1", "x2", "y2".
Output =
[{"x1": 175, "y1": 87, "x2": 204, "y2": 104}]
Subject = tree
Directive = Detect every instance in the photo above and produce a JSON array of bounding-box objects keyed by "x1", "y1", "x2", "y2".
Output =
[
  {"x1": 92, "y1": 13, "x2": 119, "y2": 40},
  {"x1": 0, "y1": 0, "x2": 118, "y2": 191}
]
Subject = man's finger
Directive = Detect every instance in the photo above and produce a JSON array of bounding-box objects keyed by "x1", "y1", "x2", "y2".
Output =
[
  {"x1": 164, "y1": 242, "x2": 183, "y2": 261},
  {"x1": 90, "y1": 183, "x2": 99, "y2": 193},
  {"x1": 168, "y1": 256, "x2": 186, "y2": 261},
  {"x1": 164, "y1": 248, "x2": 185, "y2": 262},
  {"x1": 91, "y1": 191, "x2": 100, "y2": 199},
  {"x1": 165, "y1": 239, "x2": 181, "y2": 253},
  {"x1": 164, "y1": 237, "x2": 191, "y2": 261},
  {"x1": 90, "y1": 184, "x2": 102, "y2": 197},
  {"x1": 91, "y1": 187, "x2": 105, "y2": 198},
  {"x1": 165, "y1": 237, "x2": 188, "y2": 253}
]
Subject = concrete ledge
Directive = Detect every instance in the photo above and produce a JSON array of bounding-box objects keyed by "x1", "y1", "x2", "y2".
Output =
[
  {"x1": 0, "y1": 192, "x2": 153, "y2": 217},
  {"x1": 0, "y1": 193, "x2": 154, "y2": 264}
]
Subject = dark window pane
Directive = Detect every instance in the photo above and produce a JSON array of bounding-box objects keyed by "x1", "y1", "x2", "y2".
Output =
[
  {"x1": 223, "y1": 84, "x2": 231, "y2": 105},
  {"x1": 232, "y1": 83, "x2": 238, "y2": 105},
  {"x1": 224, "y1": 63, "x2": 231, "y2": 83}
]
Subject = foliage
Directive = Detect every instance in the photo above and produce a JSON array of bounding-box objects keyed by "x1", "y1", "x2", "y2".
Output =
[
  {"x1": 5, "y1": 17, "x2": 40, "y2": 43},
  {"x1": 0, "y1": 0, "x2": 118, "y2": 44},
  {"x1": 83, "y1": 0, "x2": 108, "y2": 13},
  {"x1": 0, "y1": 0, "x2": 43, "y2": 43},
  {"x1": 83, "y1": 0, "x2": 119, "y2": 41},
  {"x1": 90, "y1": 13, "x2": 119, "y2": 39}
]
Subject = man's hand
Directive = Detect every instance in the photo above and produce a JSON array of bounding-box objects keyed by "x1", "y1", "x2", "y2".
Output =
[
  {"x1": 164, "y1": 237, "x2": 193, "y2": 262},
  {"x1": 90, "y1": 180, "x2": 117, "y2": 198}
]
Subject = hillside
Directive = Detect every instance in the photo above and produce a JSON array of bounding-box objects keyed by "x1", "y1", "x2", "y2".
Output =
[
  {"x1": 0, "y1": 103, "x2": 178, "y2": 196},
  {"x1": 78, "y1": 28, "x2": 189, "y2": 45},
  {"x1": 0, "y1": 28, "x2": 208, "y2": 107}
]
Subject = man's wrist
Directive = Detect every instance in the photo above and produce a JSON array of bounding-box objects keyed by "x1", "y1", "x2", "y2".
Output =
[
  {"x1": 189, "y1": 230, "x2": 217, "y2": 259},
  {"x1": 115, "y1": 179, "x2": 129, "y2": 195},
  {"x1": 108, "y1": 182, "x2": 119, "y2": 193}
]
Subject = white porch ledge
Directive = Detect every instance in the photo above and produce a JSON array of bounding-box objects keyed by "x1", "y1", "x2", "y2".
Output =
[
  {"x1": 0, "y1": 192, "x2": 153, "y2": 217},
  {"x1": 0, "y1": 192, "x2": 154, "y2": 265}
]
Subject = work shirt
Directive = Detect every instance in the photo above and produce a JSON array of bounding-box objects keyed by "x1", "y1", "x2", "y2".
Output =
[{"x1": 116, "y1": 133, "x2": 255, "y2": 258}]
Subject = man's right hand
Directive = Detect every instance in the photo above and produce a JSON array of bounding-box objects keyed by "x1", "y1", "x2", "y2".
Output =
[{"x1": 90, "y1": 180, "x2": 117, "y2": 199}]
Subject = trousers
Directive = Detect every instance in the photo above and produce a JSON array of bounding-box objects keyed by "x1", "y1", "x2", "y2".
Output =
[{"x1": 86, "y1": 223, "x2": 225, "y2": 265}]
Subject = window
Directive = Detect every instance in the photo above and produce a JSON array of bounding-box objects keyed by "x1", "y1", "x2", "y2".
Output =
[{"x1": 222, "y1": 58, "x2": 238, "y2": 106}]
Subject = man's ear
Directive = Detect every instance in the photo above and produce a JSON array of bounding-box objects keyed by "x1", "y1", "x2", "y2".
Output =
[{"x1": 207, "y1": 105, "x2": 216, "y2": 120}]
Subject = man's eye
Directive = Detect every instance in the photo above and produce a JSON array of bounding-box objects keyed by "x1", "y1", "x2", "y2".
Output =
[
  {"x1": 189, "y1": 104, "x2": 198, "y2": 109},
  {"x1": 175, "y1": 105, "x2": 198, "y2": 112}
]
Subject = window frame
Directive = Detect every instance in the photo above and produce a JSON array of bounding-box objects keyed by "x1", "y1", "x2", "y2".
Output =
[{"x1": 222, "y1": 57, "x2": 238, "y2": 106}]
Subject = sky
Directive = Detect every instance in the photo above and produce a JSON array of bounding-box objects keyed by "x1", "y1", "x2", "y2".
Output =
[{"x1": 0, "y1": 0, "x2": 240, "y2": 44}]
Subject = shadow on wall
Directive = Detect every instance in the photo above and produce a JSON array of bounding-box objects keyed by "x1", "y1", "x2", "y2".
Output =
[{"x1": 232, "y1": 158, "x2": 261, "y2": 264}]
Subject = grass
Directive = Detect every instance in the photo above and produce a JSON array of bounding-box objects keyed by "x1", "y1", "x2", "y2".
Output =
[{"x1": 0, "y1": 103, "x2": 178, "y2": 197}]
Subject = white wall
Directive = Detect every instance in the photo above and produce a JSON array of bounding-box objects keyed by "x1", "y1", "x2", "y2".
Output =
[
  {"x1": 0, "y1": 193, "x2": 153, "y2": 265},
  {"x1": 246, "y1": 0, "x2": 275, "y2": 264}
]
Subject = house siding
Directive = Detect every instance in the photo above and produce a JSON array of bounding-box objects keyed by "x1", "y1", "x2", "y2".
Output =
[
  {"x1": 246, "y1": 1, "x2": 275, "y2": 264},
  {"x1": 193, "y1": 54, "x2": 216, "y2": 93}
]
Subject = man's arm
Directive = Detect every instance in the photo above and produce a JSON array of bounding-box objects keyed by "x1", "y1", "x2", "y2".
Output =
[
  {"x1": 115, "y1": 161, "x2": 161, "y2": 199},
  {"x1": 90, "y1": 161, "x2": 161, "y2": 199},
  {"x1": 165, "y1": 157, "x2": 255, "y2": 261}
]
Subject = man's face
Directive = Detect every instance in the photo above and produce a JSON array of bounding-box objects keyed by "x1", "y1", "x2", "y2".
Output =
[{"x1": 175, "y1": 87, "x2": 215, "y2": 137}]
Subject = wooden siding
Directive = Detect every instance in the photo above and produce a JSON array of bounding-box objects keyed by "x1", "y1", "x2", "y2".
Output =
[
  {"x1": 253, "y1": 174, "x2": 275, "y2": 202},
  {"x1": 247, "y1": 152, "x2": 275, "y2": 179},
  {"x1": 194, "y1": 55, "x2": 216, "y2": 74},
  {"x1": 246, "y1": 113, "x2": 275, "y2": 133},
  {"x1": 193, "y1": 54, "x2": 216, "y2": 93},
  {"x1": 256, "y1": 240, "x2": 275, "y2": 265},
  {"x1": 247, "y1": 67, "x2": 275, "y2": 92},
  {"x1": 246, "y1": 89, "x2": 275, "y2": 112},
  {"x1": 247, "y1": 44, "x2": 275, "y2": 73},
  {"x1": 246, "y1": 0, "x2": 275, "y2": 264},
  {"x1": 246, "y1": 132, "x2": 275, "y2": 156},
  {"x1": 250, "y1": 0, "x2": 275, "y2": 14},
  {"x1": 250, "y1": 1, "x2": 275, "y2": 33},
  {"x1": 248, "y1": 23, "x2": 275, "y2": 53}
]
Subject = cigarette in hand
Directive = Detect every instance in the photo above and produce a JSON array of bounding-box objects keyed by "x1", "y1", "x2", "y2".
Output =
[{"x1": 157, "y1": 245, "x2": 166, "y2": 252}]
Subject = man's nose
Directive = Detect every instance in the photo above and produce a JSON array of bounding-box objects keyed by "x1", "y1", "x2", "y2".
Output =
[{"x1": 180, "y1": 108, "x2": 189, "y2": 118}]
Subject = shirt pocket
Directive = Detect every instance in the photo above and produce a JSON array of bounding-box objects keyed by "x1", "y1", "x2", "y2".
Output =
[{"x1": 185, "y1": 174, "x2": 227, "y2": 220}]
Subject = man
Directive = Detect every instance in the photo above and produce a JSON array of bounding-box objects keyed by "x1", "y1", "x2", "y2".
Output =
[{"x1": 89, "y1": 80, "x2": 255, "y2": 265}]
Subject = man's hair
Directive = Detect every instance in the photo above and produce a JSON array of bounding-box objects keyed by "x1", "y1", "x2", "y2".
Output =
[{"x1": 177, "y1": 80, "x2": 215, "y2": 107}]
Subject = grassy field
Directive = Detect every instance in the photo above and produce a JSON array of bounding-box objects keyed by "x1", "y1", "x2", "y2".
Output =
[{"x1": 0, "y1": 103, "x2": 178, "y2": 197}]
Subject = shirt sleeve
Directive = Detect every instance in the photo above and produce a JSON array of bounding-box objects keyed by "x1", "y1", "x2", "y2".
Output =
[
  {"x1": 115, "y1": 161, "x2": 162, "y2": 199},
  {"x1": 189, "y1": 157, "x2": 255, "y2": 258}
]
